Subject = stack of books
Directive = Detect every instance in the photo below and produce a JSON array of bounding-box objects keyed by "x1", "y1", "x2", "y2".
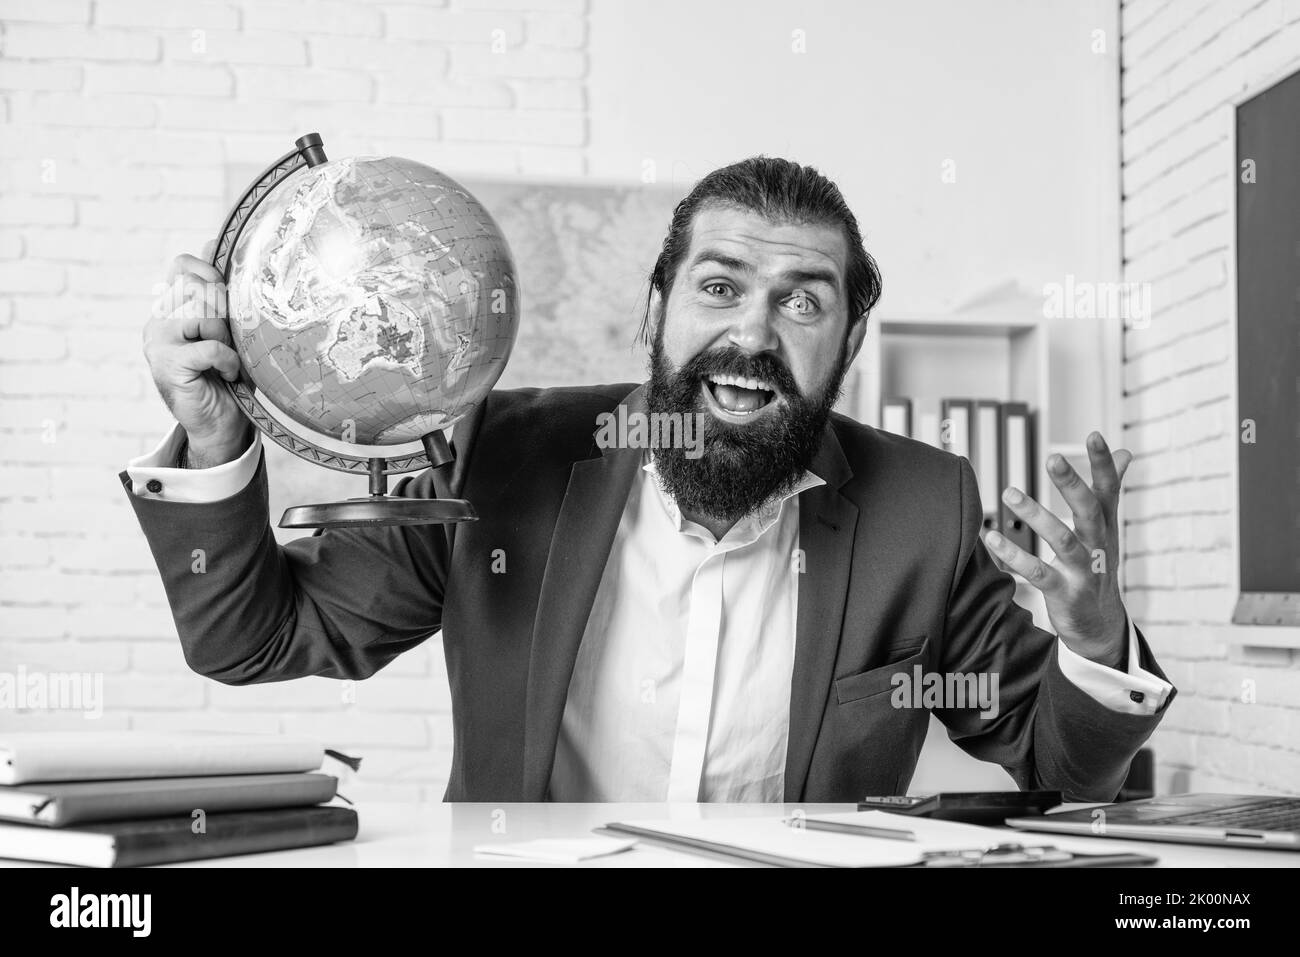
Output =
[{"x1": 0, "y1": 731, "x2": 358, "y2": 867}]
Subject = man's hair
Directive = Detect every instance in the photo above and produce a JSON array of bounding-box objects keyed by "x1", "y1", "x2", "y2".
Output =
[{"x1": 639, "y1": 156, "x2": 883, "y2": 346}]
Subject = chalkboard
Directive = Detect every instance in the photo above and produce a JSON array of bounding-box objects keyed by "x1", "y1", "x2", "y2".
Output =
[{"x1": 1233, "y1": 68, "x2": 1300, "y2": 625}]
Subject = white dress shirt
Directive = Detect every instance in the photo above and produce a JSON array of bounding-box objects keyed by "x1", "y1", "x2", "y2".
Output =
[
  {"x1": 548, "y1": 455, "x2": 824, "y2": 802},
  {"x1": 127, "y1": 427, "x2": 1174, "y2": 801}
]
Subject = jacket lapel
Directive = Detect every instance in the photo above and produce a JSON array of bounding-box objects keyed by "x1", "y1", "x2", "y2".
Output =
[
  {"x1": 784, "y1": 427, "x2": 858, "y2": 801},
  {"x1": 521, "y1": 387, "x2": 645, "y2": 800}
]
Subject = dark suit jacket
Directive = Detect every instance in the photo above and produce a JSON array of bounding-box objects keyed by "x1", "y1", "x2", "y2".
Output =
[{"x1": 122, "y1": 382, "x2": 1174, "y2": 802}]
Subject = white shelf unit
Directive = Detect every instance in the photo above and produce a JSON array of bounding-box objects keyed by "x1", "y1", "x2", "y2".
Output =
[
  {"x1": 838, "y1": 306, "x2": 1090, "y2": 629},
  {"x1": 851, "y1": 312, "x2": 1074, "y2": 529}
]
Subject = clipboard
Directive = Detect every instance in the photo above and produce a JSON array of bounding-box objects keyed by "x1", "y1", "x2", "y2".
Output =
[{"x1": 911, "y1": 842, "x2": 1157, "y2": 868}]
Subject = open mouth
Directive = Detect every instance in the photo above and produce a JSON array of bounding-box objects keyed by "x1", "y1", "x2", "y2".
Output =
[{"x1": 702, "y1": 373, "x2": 779, "y2": 418}]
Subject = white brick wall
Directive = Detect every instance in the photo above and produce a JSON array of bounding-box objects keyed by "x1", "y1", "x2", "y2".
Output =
[
  {"x1": 1120, "y1": 0, "x2": 1300, "y2": 794},
  {"x1": 0, "y1": 0, "x2": 590, "y2": 802}
]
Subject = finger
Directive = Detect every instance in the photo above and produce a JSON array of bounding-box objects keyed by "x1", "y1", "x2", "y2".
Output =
[
  {"x1": 151, "y1": 292, "x2": 229, "y2": 346},
  {"x1": 184, "y1": 339, "x2": 242, "y2": 382},
  {"x1": 173, "y1": 301, "x2": 233, "y2": 347},
  {"x1": 201, "y1": 239, "x2": 217, "y2": 263},
  {"x1": 152, "y1": 274, "x2": 187, "y2": 320},
  {"x1": 1086, "y1": 432, "x2": 1125, "y2": 505},
  {"x1": 155, "y1": 272, "x2": 227, "y2": 322},
  {"x1": 155, "y1": 274, "x2": 197, "y2": 321},
  {"x1": 1001, "y1": 486, "x2": 1090, "y2": 566},
  {"x1": 982, "y1": 528, "x2": 1064, "y2": 592},
  {"x1": 166, "y1": 252, "x2": 224, "y2": 287},
  {"x1": 1113, "y1": 449, "x2": 1133, "y2": 485},
  {"x1": 1045, "y1": 453, "x2": 1106, "y2": 546}
]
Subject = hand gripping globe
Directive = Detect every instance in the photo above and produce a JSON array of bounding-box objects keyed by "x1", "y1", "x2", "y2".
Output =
[{"x1": 211, "y1": 134, "x2": 518, "y2": 528}]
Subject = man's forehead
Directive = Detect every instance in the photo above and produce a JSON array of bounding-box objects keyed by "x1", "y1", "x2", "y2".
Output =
[{"x1": 685, "y1": 206, "x2": 847, "y2": 275}]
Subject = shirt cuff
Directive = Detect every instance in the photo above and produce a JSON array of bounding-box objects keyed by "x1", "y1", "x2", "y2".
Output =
[
  {"x1": 1055, "y1": 619, "x2": 1171, "y2": 716},
  {"x1": 126, "y1": 424, "x2": 261, "y2": 503}
]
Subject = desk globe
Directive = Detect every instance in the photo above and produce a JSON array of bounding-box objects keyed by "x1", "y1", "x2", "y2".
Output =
[{"x1": 211, "y1": 133, "x2": 518, "y2": 528}]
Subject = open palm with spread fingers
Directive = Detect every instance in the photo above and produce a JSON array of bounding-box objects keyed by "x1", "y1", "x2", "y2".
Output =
[{"x1": 981, "y1": 431, "x2": 1132, "y2": 669}]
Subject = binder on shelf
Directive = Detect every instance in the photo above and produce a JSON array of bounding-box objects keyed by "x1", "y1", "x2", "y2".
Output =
[
  {"x1": 972, "y1": 400, "x2": 1002, "y2": 531},
  {"x1": 998, "y1": 402, "x2": 1035, "y2": 554},
  {"x1": 917, "y1": 411, "x2": 942, "y2": 450},
  {"x1": 881, "y1": 397, "x2": 912, "y2": 438},
  {"x1": 940, "y1": 398, "x2": 973, "y2": 460}
]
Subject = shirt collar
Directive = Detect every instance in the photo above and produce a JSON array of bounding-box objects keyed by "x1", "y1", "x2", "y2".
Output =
[{"x1": 641, "y1": 451, "x2": 827, "y2": 545}]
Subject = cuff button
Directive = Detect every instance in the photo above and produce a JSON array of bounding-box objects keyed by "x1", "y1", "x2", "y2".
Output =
[
  {"x1": 1129, "y1": 690, "x2": 1145, "y2": 704},
  {"x1": 146, "y1": 479, "x2": 163, "y2": 494}
]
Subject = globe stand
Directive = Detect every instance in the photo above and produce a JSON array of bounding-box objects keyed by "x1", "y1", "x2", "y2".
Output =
[
  {"x1": 278, "y1": 432, "x2": 478, "y2": 529},
  {"x1": 211, "y1": 132, "x2": 481, "y2": 530}
]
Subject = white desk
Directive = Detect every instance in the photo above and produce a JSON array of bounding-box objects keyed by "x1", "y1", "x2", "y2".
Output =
[{"x1": 156, "y1": 802, "x2": 1300, "y2": 868}]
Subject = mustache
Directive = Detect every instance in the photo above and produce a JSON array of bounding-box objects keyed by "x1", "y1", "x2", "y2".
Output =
[{"x1": 677, "y1": 347, "x2": 802, "y2": 400}]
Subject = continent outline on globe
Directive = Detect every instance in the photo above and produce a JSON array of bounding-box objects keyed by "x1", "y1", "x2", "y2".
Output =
[{"x1": 220, "y1": 152, "x2": 519, "y2": 453}]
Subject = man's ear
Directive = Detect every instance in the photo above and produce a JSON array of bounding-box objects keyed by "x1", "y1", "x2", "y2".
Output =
[{"x1": 843, "y1": 314, "x2": 868, "y2": 370}]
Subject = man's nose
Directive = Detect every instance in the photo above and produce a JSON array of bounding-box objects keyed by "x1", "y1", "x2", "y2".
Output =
[{"x1": 726, "y1": 297, "x2": 779, "y2": 354}]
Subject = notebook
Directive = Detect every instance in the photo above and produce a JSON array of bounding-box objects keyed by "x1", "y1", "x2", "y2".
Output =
[
  {"x1": 0, "y1": 805, "x2": 359, "y2": 867},
  {"x1": 0, "y1": 773, "x2": 340, "y2": 827},
  {"x1": 0, "y1": 732, "x2": 325, "y2": 785}
]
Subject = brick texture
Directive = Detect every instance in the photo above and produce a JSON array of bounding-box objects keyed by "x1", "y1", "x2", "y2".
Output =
[
  {"x1": 0, "y1": 0, "x2": 592, "y2": 802},
  {"x1": 1120, "y1": 0, "x2": 1300, "y2": 794}
]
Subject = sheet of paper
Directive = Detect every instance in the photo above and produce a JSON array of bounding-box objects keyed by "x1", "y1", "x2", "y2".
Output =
[{"x1": 473, "y1": 837, "x2": 638, "y2": 863}]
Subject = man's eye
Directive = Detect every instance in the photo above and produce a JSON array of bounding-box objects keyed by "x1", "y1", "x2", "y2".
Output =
[
  {"x1": 786, "y1": 290, "x2": 818, "y2": 315},
  {"x1": 703, "y1": 282, "x2": 733, "y2": 297}
]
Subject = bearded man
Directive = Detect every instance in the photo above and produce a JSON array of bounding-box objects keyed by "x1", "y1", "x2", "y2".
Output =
[{"x1": 125, "y1": 157, "x2": 1173, "y2": 802}]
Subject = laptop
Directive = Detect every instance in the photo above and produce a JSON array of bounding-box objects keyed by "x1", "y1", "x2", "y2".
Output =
[{"x1": 1006, "y1": 793, "x2": 1300, "y2": 848}]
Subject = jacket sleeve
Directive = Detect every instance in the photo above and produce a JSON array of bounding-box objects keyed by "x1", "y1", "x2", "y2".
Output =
[
  {"x1": 120, "y1": 451, "x2": 450, "y2": 685},
  {"x1": 934, "y1": 457, "x2": 1177, "y2": 801}
]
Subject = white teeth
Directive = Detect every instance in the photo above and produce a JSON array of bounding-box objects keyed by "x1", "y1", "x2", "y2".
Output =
[{"x1": 706, "y1": 373, "x2": 774, "y2": 392}]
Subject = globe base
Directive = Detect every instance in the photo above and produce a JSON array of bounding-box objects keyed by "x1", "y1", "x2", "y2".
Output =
[{"x1": 279, "y1": 496, "x2": 478, "y2": 529}]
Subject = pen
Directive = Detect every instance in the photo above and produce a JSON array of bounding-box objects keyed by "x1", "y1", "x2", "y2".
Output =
[{"x1": 784, "y1": 819, "x2": 917, "y2": 841}]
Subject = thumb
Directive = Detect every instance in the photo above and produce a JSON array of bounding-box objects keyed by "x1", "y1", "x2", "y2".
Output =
[{"x1": 1113, "y1": 448, "x2": 1133, "y2": 484}]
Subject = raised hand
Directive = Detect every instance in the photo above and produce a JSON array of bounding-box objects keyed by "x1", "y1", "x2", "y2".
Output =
[{"x1": 981, "y1": 431, "x2": 1132, "y2": 668}]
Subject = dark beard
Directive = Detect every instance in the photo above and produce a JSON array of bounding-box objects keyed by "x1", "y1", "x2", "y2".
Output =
[{"x1": 645, "y1": 328, "x2": 847, "y2": 524}]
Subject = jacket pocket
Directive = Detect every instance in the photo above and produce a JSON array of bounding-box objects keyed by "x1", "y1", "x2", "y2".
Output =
[{"x1": 834, "y1": 636, "x2": 929, "y2": 705}]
